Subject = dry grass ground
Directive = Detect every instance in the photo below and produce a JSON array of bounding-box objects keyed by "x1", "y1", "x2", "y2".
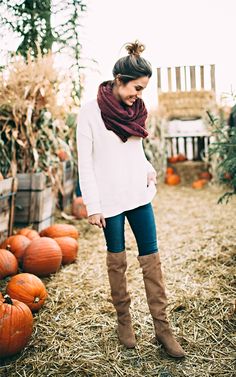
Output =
[{"x1": 0, "y1": 183, "x2": 235, "y2": 377}]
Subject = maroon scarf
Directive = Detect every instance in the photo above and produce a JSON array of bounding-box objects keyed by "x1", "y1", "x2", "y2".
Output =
[{"x1": 97, "y1": 80, "x2": 148, "y2": 142}]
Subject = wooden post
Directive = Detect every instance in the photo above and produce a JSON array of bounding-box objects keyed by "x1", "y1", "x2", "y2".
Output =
[
  {"x1": 200, "y1": 65, "x2": 205, "y2": 89},
  {"x1": 184, "y1": 66, "x2": 187, "y2": 91},
  {"x1": 167, "y1": 67, "x2": 172, "y2": 92},
  {"x1": 210, "y1": 64, "x2": 215, "y2": 91},
  {"x1": 190, "y1": 66, "x2": 196, "y2": 89},
  {"x1": 175, "y1": 66, "x2": 181, "y2": 91}
]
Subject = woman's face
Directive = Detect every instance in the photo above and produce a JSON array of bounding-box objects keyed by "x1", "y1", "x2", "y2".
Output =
[{"x1": 113, "y1": 76, "x2": 150, "y2": 106}]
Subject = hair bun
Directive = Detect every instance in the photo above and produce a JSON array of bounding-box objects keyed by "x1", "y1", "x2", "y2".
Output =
[{"x1": 124, "y1": 40, "x2": 145, "y2": 57}]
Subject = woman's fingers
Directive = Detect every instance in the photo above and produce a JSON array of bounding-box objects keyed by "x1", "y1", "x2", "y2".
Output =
[{"x1": 88, "y1": 214, "x2": 106, "y2": 228}]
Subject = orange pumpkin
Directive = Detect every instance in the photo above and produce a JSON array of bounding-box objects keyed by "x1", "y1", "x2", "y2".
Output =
[
  {"x1": 166, "y1": 167, "x2": 175, "y2": 175},
  {"x1": 0, "y1": 249, "x2": 18, "y2": 279},
  {"x1": 198, "y1": 171, "x2": 212, "y2": 180},
  {"x1": 224, "y1": 172, "x2": 232, "y2": 180},
  {"x1": 0, "y1": 172, "x2": 3, "y2": 181},
  {"x1": 192, "y1": 179, "x2": 208, "y2": 189},
  {"x1": 57, "y1": 149, "x2": 69, "y2": 161},
  {"x1": 167, "y1": 156, "x2": 179, "y2": 163},
  {"x1": 72, "y1": 197, "x2": 88, "y2": 219},
  {"x1": 39, "y1": 224, "x2": 79, "y2": 240},
  {"x1": 177, "y1": 153, "x2": 187, "y2": 161},
  {"x1": 165, "y1": 174, "x2": 181, "y2": 185},
  {"x1": 17, "y1": 228, "x2": 40, "y2": 241},
  {"x1": 54, "y1": 237, "x2": 78, "y2": 265},
  {"x1": 0, "y1": 235, "x2": 31, "y2": 264},
  {"x1": 22, "y1": 237, "x2": 62, "y2": 277},
  {"x1": 0, "y1": 294, "x2": 33, "y2": 358},
  {"x1": 6, "y1": 273, "x2": 48, "y2": 312},
  {"x1": 0, "y1": 292, "x2": 3, "y2": 301}
]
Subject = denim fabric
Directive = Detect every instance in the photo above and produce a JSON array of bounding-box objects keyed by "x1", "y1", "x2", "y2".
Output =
[{"x1": 102, "y1": 202, "x2": 158, "y2": 256}]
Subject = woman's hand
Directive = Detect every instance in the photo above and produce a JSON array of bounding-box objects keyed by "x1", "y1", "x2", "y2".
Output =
[
  {"x1": 147, "y1": 171, "x2": 157, "y2": 187},
  {"x1": 88, "y1": 213, "x2": 106, "y2": 228}
]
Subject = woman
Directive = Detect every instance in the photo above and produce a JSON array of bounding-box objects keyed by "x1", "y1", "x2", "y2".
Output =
[{"x1": 77, "y1": 40, "x2": 185, "y2": 358}]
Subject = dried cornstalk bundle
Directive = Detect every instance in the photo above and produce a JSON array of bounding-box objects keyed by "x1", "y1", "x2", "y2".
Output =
[{"x1": 0, "y1": 51, "x2": 77, "y2": 185}]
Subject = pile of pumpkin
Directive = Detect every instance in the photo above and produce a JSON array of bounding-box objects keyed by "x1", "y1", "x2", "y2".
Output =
[
  {"x1": 165, "y1": 154, "x2": 212, "y2": 188},
  {"x1": 0, "y1": 223, "x2": 79, "y2": 359}
]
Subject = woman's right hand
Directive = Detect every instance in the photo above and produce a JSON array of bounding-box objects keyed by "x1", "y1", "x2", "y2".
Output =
[{"x1": 88, "y1": 213, "x2": 106, "y2": 228}]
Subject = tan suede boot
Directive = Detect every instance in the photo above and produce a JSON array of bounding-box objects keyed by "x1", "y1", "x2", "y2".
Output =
[
  {"x1": 106, "y1": 251, "x2": 136, "y2": 348},
  {"x1": 137, "y1": 252, "x2": 185, "y2": 358}
]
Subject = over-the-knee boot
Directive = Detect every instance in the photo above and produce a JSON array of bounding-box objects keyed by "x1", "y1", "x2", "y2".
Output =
[
  {"x1": 137, "y1": 252, "x2": 185, "y2": 358},
  {"x1": 106, "y1": 250, "x2": 136, "y2": 348}
]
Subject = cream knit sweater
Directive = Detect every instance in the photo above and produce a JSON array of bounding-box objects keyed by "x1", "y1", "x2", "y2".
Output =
[{"x1": 76, "y1": 99, "x2": 157, "y2": 218}]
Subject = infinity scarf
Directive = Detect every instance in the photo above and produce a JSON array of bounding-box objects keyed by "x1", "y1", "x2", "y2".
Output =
[{"x1": 97, "y1": 80, "x2": 148, "y2": 142}]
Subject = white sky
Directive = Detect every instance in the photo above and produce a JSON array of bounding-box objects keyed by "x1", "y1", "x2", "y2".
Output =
[{"x1": 79, "y1": 0, "x2": 236, "y2": 110}]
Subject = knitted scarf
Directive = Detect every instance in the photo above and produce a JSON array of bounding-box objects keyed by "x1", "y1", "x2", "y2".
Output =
[{"x1": 97, "y1": 80, "x2": 148, "y2": 142}]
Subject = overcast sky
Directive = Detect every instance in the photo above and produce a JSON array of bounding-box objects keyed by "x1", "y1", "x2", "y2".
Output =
[{"x1": 79, "y1": 0, "x2": 236, "y2": 109}]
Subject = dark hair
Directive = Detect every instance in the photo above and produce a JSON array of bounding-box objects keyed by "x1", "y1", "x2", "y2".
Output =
[{"x1": 112, "y1": 40, "x2": 152, "y2": 84}]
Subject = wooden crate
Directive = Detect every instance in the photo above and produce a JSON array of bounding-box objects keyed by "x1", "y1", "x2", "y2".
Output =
[
  {"x1": 14, "y1": 173, "x2": 56, "y2": 231},
  {"x1": 0, "y1": 177, "x2": 17, "y2": 244},
  {"x1": 58, "y1": 160, "x2": 74, "y2": 211}
]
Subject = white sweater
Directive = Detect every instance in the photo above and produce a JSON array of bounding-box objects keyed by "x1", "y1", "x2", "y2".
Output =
[{"x1": 76, "y1": 99, "x2": 157, "y2": 218}]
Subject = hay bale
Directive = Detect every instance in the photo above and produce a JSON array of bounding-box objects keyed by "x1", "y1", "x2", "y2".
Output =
[{"x1": 168, "y1": 161, "x2": 209, "y2": 185}]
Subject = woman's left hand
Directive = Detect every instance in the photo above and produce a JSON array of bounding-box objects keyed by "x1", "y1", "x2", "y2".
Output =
[{"x1": 147, "y1": 171, "x2": 157, "y2": 186}]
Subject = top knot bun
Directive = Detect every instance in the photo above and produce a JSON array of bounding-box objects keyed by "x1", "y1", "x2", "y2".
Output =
[{"x1": 124, "y1": 40, "x2": 145, "y2": 57}]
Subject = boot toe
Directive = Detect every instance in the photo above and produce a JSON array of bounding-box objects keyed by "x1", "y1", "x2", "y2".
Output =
[
  {"x1": 156, "y1": 332, "x2": 185, "y2": 358},
  {"x1": 117, "y1": 324, "x2": 136, "y2": 348}
]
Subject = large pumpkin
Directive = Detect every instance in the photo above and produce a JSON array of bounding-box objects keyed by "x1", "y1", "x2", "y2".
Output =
[
  {"x1": 0, "y1": 249, "x2": 18, "y2": 279},
  {"x1": 0, "y1": 295, "x2": 33, "y2": 358},
  {"x1": 22, "y1": 237, "x2": 62, "y2": 277},
  {"x1": 6, "y1": 273, "x2": 48, "y2": 312},
  {"x1": 165, "y1": 174, "x2": 181, "y2": 185},
  {"x1": 54, "y1": 237, "x2": 78, "y2": 265},
  {"x1": 17, "y1": 228, "x2": 40, "y2": 241},
  {"x1": 39, "y1": 224, "x2": 79, "y2": 240},
  {"x1": 72, "y1": 197, "x2": 88, "y2": 219},
  {"x1": 0, "y1": 235, "x2": 31, "y2": 264}
]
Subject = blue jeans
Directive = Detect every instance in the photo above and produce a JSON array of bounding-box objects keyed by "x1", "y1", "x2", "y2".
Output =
[{"x1": 102, "y1": 202, "x2": 158, "y2": 256}]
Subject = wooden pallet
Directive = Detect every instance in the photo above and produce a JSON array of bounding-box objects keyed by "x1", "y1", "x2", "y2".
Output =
[
  {"x1": 0, "y1": 177, "x2": 17, "y2": 243},
  {"x1": 14, "y1": 172, "x2": 55, "y2": 231},
  {"x1": 58, "y1": 160, "x2": 74, "y2": 211},
  {"x1": 157, "y1": 64, "x2": 217, "y2": 161}
]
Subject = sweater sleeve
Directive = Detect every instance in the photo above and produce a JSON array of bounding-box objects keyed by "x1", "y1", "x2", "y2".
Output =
[
  {"x1": 76, "y1": 106, "x2": 102, "y2": 216},
  {"x1": 146, "y1": 158, "x2": 156, "y2": 174}
]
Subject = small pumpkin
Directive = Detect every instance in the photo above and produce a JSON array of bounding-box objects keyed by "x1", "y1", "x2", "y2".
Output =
[
  {"x1": 6, "y1": 273, "x2": 48, "y2": 312},
  {"x1": 0, "y1": 292, "x2": 3, "y2": 301},
  {"x1": 0, "y1": 249, "x2": 18, "y2": 279},
  {"x1": 177, "y1": 153, "x2": 187, "y2": 162},
  {"x1": 39, "y1": 224, "x2": 79, "y2": 240},
  {"x1": 22, "y1": 237, "x2": 62, "y2": 277},
  {"x1": 224, "y1": 172, "x2": 232, "y2": 180},
  {"x1": 0, "y1": 235, "x2": 31, "y2": 264},
  {"x1": 57, "y1": 149, "x2": 70, "y2": 161},
  {"x1": 54, "y1": 237, "x2": 78, "y2": 265},
  {"x1": 165, "y1": 174, "x2": 181, "y2": 185},
  {"x1": 0, "y1": 294, "x2": 33, "y2": 358},
  {"x1": 17, "y1": 228, "x2": 40, "y2": 241},
  {"x1": 166, "y1": 167, "x2": 175, "y2": 175},
  {"x1": 198, "y1": 171, "x2": 212, "y2": 180},
  {"x1": 72, "y1": 197, "x2": 88, "y2": 219},
  {"x1": 167, "y1": 156, "x2": 179, "y2": 163},
  {"x1": 192, "y1": 179, "x2": 208, "y2": 189}
]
